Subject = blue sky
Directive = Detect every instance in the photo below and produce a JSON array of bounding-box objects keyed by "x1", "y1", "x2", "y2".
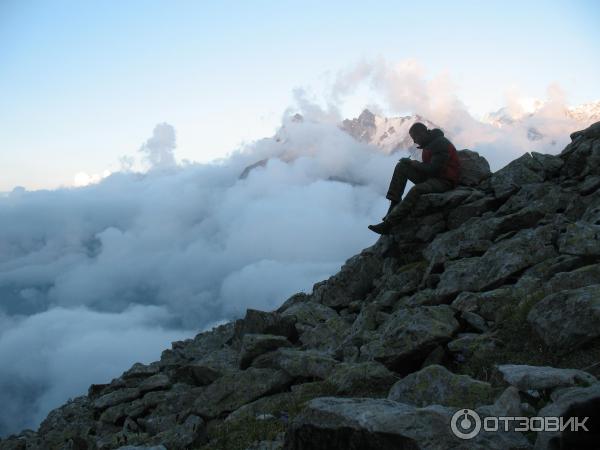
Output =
[{"x1": 1, "y1": 0, "x2": 599, "y2": 190}]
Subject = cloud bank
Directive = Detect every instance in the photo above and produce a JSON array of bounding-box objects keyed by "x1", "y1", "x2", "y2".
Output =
[
  {"x1": 0, "y1": 111, "x2": 392, "y2": 436},
  {"x1": 0, "y1": 58, "x2": 593, "y2": 437}
]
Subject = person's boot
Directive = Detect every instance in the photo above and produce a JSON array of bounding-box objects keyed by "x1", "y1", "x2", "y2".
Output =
[
  {"x1": 382, "y1": 200, "x2": 398, "y2": 221},
  {"x1": 368, "y1": 220, "x2": 393, "y2": 235}
]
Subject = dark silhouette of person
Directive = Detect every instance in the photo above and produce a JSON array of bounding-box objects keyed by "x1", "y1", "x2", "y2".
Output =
[{"x1": 369, "y1": 122, "x2": 461, "y2": 235}]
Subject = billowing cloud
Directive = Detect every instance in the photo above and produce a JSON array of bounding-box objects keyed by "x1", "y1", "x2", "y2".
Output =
[
  {"x1": 0, "y1": 114, "x2": 391, "y2": 436},
  {"x1": 139, "y1": 122, "x2": 178, "y2": 169}
]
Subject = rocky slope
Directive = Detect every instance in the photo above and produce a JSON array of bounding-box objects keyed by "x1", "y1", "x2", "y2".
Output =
[{"x1": 2, "y1": 122, "x2": 600, "y2": 450}]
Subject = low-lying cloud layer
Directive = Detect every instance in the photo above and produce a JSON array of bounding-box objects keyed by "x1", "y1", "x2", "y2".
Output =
[{"x1": 0, "y1": 59, "x2": 594, "y2": 437}]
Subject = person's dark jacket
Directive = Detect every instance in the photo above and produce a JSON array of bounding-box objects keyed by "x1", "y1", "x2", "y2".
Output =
[{"x1": 412, "y1": 128, "x2": 461, "y2": 185}]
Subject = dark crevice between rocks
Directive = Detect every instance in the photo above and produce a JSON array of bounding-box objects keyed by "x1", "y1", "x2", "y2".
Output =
[
  {"x1": 483, "y1": 265, "x2": 533, "y2": 289},
  {"x1": 379, "y1": 346, "x2": 443, "y2": 378}
]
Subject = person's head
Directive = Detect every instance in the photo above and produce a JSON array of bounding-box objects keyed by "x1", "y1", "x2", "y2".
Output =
[{"x1": 409, "y1": 122, "x2": 429, "y2": 147}]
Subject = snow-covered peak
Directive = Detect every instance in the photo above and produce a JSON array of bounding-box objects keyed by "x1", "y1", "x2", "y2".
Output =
[
  {"x1": 567, "y1": 101, "x2": 600, "y2": 123},
  {"x1": 340, "y1": 109, "x2": 439, "y2": 155},
  {"x1": 484, "y1": 100, "x2": 600, "y2": 128}
]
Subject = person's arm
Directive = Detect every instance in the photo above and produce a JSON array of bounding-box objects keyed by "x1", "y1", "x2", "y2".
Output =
[{"x1": 413, "y1": 139, "x2": 449, "y2": 176}]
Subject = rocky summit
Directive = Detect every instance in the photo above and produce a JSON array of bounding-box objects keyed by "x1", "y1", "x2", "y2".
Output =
[{"x1": 2, "y1": 122, "x2": 600, "y2": 450}]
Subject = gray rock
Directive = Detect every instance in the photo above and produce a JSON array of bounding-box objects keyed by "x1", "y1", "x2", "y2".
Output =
[
  {"x1": 149, "y1": 414, "x2": 207, "y2": 448},
  {"x1": 284, "y1": 397, "x2": 531, "y2": 450},
  {"x1": 558, "y1": 221, "x2": 600, "y2": 256},
  {"x1": 239, "y1": 334, "x2": 292, "y2": 369},
  {"x1": 436, "y1": 225, "x2": 557, "y2": 296},
  {"x1": 447, "y1": 195, "x2": 499, "y2": 230},
  {"x1": 34, "y1": 396, "x2": 96, "y2": 450},
  {"x1": 534, "y1": 383, "x2": 600, "y2": 450},
  {"x1": 477, "y1": 386, "x2": 523, "y2": 418},
  {"x1": 494, "y1": 183, "x2": 571, "y2": 216},
  {"x1": 138, "y1": 374, "x2": 171, "y2": 393},
  {"x1": 373, "y1": 260, "x2": 425, "y2": 296},
  {"x1": 225, "y1": 391, "x2": 294, "y2": 422},
  {"x1": 160, "y1": 322, "x2": 235, "y2": 366},
  {"x1": 233, "y1": 309, "x2": 298, "y2": 345},
  {"x1": 193, "y1": 368, "x2": 292, "y2": 419},
  {"x1": 456, "y1": 149, "x2": 491, "y2": 186},
  {"x1": 276, "y1": 292, "x2": 311, "y2": 313},
  {"x1": 423, "y1": 216, "x2": 497, "y2": 264},
  {"x1": 451, "y1": 288, "x2": 518, "y2": 322},
  {"x1": 577, "y1": 174, "x2": 600, "y2": 195},
  {"x1": 298, "y1": 316, "x2": 350, "y2": 353},
  {"x1": 414, "y1": 189, "x2": 477, "y2": 216},
  {"x1": 252, "y1": 348, "x2": 338, "y2": 380},
  {"x1": 280, "y1": 302, "x2": 338, "y2": 328},
  {"x1": 490, "y1": 153, "x2": 545, "y2": 198},
  {"x1": 361, "y1": 305, "x2": 459, "y2": 369},
  {"x1": 461, "y1": 311, "x2": 489, "y2": 332},
  {"x1": 528, "y1": 285, "x2": 600, "y2": 350},
  {"x1": 497, "y1": 364, "x2": 597, "y2": 391},
  {"x1": 123, "y1": 362, "x2": 161, "y2": 379},
  {"x1": 312, "y1": 251, "x2": 383, "y2": 308},
  {"x1": 326, "y1": 361, "x2": 398, "y2": 395},
  {"x1": 388, "y1": 364, "x2": 494, "y2": 408},
  {"x1": 93, "y1": 388, "x2": 141, "y2": 411},
  {"x1": 171, "y1": 362, "x2": 223, "y2": 386},
  {"x1": 447, "y1": 333, "x2": 500, "y2": 359}
]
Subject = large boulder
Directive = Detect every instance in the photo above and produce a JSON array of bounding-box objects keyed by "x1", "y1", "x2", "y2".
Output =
[
  {"x1": 557, "y1": 221, "x2": 600, "y2": 256},
  {"x1": 560, "y1": 121, "x2": 600, "y2": 179},
  {"x1": 252, "y1": 348, "x2": 339, "y2": 380},
  {"x1": 280, "y1": 302, "x2": 339, "y2": 328},
  {"x1": 456, "y1": 149, "x2": 491, "y2": 186},
  {"x1": 361, "y1": 305, "x2": 459, "y2": 370},
  {"x1": 496, "y1": 364, "x2": 597, "y2": 391},
  {"x1": 233, "y1": 309, "x2": 298, "y2": 345},
  {"x1": 284, "y1": 397, "x2": 530, "y2": 450},
  {"x1": 436, "y1": 225, "x2": 557, "y2": 296},
  {"x1": 489, "y1": 153, "x2": 547, "y2": 198},
  {"x1": 533, "y1": 383, "x2": 600, "y2": 450},
  {"x1": 312, "y1": 251, "x2": 383, "y2": 308},
  {"x1": 387, "y1": 365, "x2": 494, "y2": 408},
  {"x1": 239, "y1": 334, "x2": 292, "y2": 369},
  {"x1": 325, "y1": 362, "x2": 398, "y2": 396},
  {"x1": 451, "y1": 287, "x2": 518, "y2": 323},
  {"x1": 298, "y1": 316, "x2": 350, "y2": 353},
  {"x1": 527, "y1": 284, "x2": 600, "y2": 350},
  {"x1": 192, "y1": 368, "x2": 292, "y2": 419}
]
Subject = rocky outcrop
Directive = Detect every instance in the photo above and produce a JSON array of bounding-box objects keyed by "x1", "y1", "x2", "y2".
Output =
[
  {"x1": 283, "y1": 397, "x2": 530, "y2": 450},
  {"x1": 387, "y1": 364, "x2": 494, "y2": 408},
  {"x1": 3, "y1": 122, "x2": 600, "y2": 450}
]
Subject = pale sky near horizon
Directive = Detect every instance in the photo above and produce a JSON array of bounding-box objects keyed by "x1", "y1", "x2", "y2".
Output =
[{"x1": 1, "y1": 0, "x2": 599, "y2": 191}]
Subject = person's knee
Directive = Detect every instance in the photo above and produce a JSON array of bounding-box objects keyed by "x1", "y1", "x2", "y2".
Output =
[
  {"x1": 395, "y1": 159, "x2": 411, "y2": 172},
  {"x1": 413, "y1": 182, "x2": 431, "y2": 195}
]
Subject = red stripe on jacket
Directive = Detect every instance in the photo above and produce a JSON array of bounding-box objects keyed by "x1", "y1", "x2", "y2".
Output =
[{"x1": 421, "y1": 144, "x2": 461, "y2": 185}]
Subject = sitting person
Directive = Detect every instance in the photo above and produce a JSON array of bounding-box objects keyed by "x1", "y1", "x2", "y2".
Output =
[{"x1": 369, "y1": 122, "x2": 461, "y2": 235}]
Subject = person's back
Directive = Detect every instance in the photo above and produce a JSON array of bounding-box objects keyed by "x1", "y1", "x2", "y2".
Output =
[{"x1": 419, "y1": 128, "x2": 461, "y2": 186}]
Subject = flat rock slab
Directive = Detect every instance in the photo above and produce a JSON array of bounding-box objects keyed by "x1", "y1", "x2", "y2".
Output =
[
  {"x1": 527, "y1": 284, "x2": 600, "y2": 351},
  {"x1": 284, "y1": 397, "x2": 530, "y2": 450},
  {"x1": 388, "y1": 364, "x2": 494, "y2": 408},
  {"x1": 497, "y1": 364, "x2": 597, "y2": 391}
]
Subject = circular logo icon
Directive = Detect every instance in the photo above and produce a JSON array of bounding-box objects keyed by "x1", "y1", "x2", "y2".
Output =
[{"x1": 451, "y1": 408, "x2": 481, "y2": 439}]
